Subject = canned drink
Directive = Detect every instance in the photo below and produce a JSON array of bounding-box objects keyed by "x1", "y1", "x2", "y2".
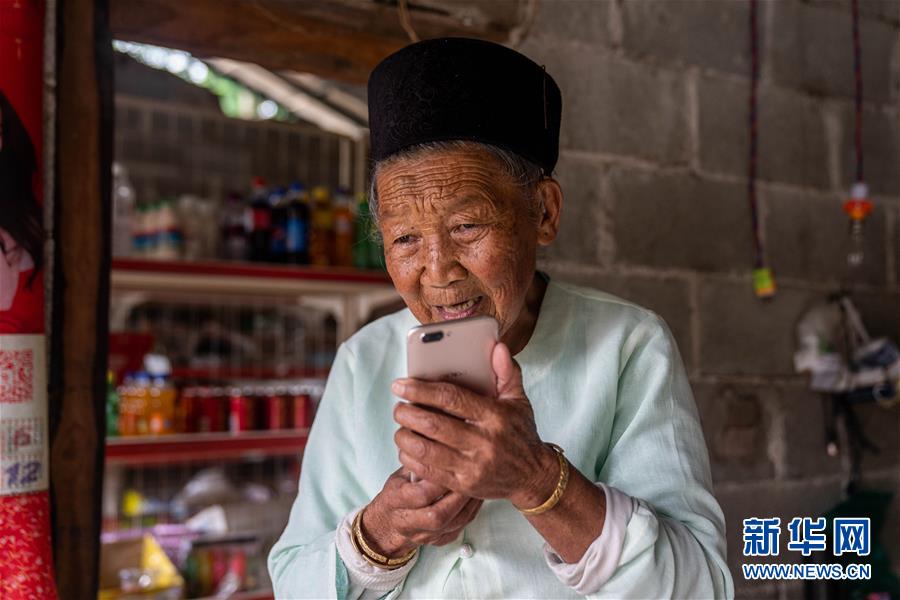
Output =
[
  {"x1": 179, "y1": 387, "x2": 197, "y2": 433},
  {"x1": 197, "y1": 388, "x2": 213, "y2": 433},
  {"x1": 267, "y1": 389, "x2": 287, "y2": 430},
  {"x1": 291, "y1": 388, "x2": 311, "y2": 429}
]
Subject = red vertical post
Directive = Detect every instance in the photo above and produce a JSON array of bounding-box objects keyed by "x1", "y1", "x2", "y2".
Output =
[{"x1": 0, "y1": 0, "x2": 59, "y2": 597}]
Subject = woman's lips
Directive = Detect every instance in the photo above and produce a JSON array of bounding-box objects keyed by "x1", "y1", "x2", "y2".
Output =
[{"x1": 435, "y1": 296, "x2": 484, "y2": 320}]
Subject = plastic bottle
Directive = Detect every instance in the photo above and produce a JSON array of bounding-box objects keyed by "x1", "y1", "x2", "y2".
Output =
[
  {"x1": 268, "y1": 186, "x2": 289, "y2": 263},
  {"x1": 309, "y1": 186, "x2": 334, "y2": 266},
  {"x1": 285, "y1": 182, "x2": 310, "y2": 265},
  {"x1": 177, "y1": 194, "x2": 204, "y2": 260},
  {"x1": 332, "y1": 188, "x2": 354, "y2": 267},
  {"x1": 158, "y1": 198, "x2": 183, "y2": 260},
  {"x1": 144, "y1": 354, "x2": 175, "y2": 434},
  {"x1": 132, "y1": 204, "x2": 147, "y2": 257},
  {"x1": 117, "y1": 373, "x2": 134, "y2": 436},
  {"x1": 106, "y1": 370, "x2": 119, "y2": 437},
  {"x1": 221, "y1": 192, "x2": 249, "y2": 261},
  {"x1": 146, "y1": 201, "x2": 161, "y2": 258},
  {"x1": 245, "y1": 177, "x2": 271, "y2": 262},
  {"x1": 148, "y1": 375, "x2": 176, "y2": 435},
  {"x1": 112, "y1": 162, "x2": 136, "y2": 257},
  {"x1": 131, "y1": 371, "x2": 151, "y2": 435}
]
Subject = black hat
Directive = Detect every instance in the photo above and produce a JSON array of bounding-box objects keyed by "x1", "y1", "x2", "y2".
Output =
[{"x1": 367, "y1": 37, "x2": 562, "y2": 174}]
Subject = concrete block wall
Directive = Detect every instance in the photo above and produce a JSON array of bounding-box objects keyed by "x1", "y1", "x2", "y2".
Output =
[{"x1": 519, "y1": 1, "x2": 900, "y2": 596}]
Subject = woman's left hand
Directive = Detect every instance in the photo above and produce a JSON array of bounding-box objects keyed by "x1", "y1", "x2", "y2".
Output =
[{"x1": 392, "y1": 342, "x2": 558, "y2": 509}]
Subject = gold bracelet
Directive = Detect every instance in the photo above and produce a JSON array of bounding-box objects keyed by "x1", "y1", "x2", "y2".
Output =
[
  {"x1": 352, "y1": 509, "x2": 418, "y2": 569},
  {"x1": 518, "y1": 443, "x2": 569, "y2": 516}
]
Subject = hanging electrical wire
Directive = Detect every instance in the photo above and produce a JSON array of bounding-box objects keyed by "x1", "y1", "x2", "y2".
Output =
[
  {"x1": 747, "y1": 0, "x2": 776, "y2": 299},
  {"x1": 397, "y1": 0, "x2": 420, "y2": 43},
  {"x1": 842, "y1": 0, "x2": 872, "y2": 271},
  {"x1": 852, "y1": 0, "x2": 864, "y2": 184}
]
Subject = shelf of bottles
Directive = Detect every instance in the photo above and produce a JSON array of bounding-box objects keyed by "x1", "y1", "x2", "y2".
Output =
[
  {"x1": 114, "y1": 165, "x2": 386, "y2": 272},
  {"x1": 103, "y1": 165, "x2": 406, "y2": 598}
]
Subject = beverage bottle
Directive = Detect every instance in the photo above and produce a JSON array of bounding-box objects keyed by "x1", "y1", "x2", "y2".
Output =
[
  {"x1": 309, "y1": 186, "x2": 334, "y2": 266},
  {"x1": 148, "y1": 374, "x2": 176, "y2": 435},
  {"x1": 157, "y1": 198, "x2": 182, "y2": 260},
  {"x1": 285, "y1": 182, "x2": 310, "y2": 265},
  {"x1": 176, "y1": 194, "x2": 203, "y2": 260},
  {"x1": 132, "y1": 371, "x2": 151, "y2": 435},
  {"x1": 148, "y1": 201, "x2": 163, "y2": 258},
  {"x1": 106, "y1": 370, "x2": 119, "y2": 437},
  {"x1": 131, "y1": 205, "x2": 145, "y2": 256},
  {"x1": 139, "y1": 202, "x2": 156, "y2": 257},
  {"x1": 332, "y1": 188, "x2": 354, "y2": 267},
  {"x1": 221, "y1": 192, "x2": 249, "y2": 261},
  {"x1": 268, "y1": 186, "x2": 289, "y2": 263},
  {"x1": 112, "y1": 162, "x2": 136, "y2": 257},
  {"x1": 144, "y1": 354, "x2": 174, "y2": 434},
  {"x1": 245, "y1": 177, "x2": 271, "y2": 262},
  {"x1": 117, "y1": 373, "x2": 134, "y2": 436}
]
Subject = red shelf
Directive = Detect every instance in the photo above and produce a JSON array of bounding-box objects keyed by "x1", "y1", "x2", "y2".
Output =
[
  {"x1": 106, "y1": 431, "x2": 308, "y2": 466},
  {"x1": 112, "y1": 257, "x2": 391, "y2": 285},
  {"x1": 170, "y1": 366, "x2": 329, "y2": 381}
]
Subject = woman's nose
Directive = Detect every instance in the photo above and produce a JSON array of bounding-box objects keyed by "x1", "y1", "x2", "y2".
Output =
[{"x1": 422, "y1": 235, "x2": 466, "y2": 287}]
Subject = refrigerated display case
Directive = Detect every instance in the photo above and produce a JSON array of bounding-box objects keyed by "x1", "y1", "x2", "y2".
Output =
[{"x1": 102, "y1": 258, "x2": 399, "y2": 597}]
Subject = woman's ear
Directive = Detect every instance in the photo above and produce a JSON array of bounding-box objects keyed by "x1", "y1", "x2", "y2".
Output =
[{"x1": 535, "y1": 178, "x2": 563, "y2": 246}]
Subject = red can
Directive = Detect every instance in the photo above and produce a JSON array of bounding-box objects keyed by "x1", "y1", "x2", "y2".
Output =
[
  {"x1": 179, "y1": 387, "x2": 196, "y2": 433},
  {"x1": 267, "y1": 389, "x2": 287, "y2": 430},
  {"x1": 229, "y1": 388, "x2": 252, "y2": 434},
  {"x1": 291, "y1": 390, "x2": 311, "y2": 429},
  {"x1": 196, "y1": 387, "x2": 224, "y2": 433}
]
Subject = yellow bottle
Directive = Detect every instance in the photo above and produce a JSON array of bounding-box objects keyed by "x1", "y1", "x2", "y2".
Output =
[
  {"x1": 148, "y1": 375, "x2": 176, "y2": 435},
  {"x1": 309, "y1": 186, "x2": 334, "y2": 266}
]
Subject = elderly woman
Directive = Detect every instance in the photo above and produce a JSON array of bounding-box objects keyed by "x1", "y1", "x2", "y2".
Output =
[{"x1": 269, "y1": 38, "x2": 733, "y2": 599}]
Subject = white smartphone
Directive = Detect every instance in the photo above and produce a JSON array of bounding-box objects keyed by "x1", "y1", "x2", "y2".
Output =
[
  {"x1": 406, "y1": 315, "x2": 499, "y2": 397},
  {"x1": 404, "y1": 315, "x2": 499, "y2": 483}
]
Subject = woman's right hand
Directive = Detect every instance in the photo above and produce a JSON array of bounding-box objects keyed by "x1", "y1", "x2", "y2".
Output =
[{"x1": 360, "y1": 467, "x2": 483, "y2": 559}]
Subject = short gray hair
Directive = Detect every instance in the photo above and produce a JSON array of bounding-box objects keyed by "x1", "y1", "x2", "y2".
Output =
[{"x1": 368, "y1": 141, "x2": 545, "y2": 228}]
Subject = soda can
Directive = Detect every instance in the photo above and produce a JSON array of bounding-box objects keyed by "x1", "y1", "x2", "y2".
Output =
[
  {"x1": 229, "y1": 387, "x2": 252, "y2": 434},
  {"x1": 198, "y1": 387, "x2": 221, "y2": 433},
  {"x1": 267, "y1": 388, "x2": 287, "y2": 430},
  {"x1": 291, "y1": 387, "x2": 311, "y2": 429}
]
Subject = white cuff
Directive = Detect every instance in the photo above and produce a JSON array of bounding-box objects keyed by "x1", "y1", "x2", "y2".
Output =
[
  {"x1": 335, "y1": 506, "x2": 418, "y2": 593},
  {"x1": 542, "y1": 482, "x2": 636, "y2": 595}
]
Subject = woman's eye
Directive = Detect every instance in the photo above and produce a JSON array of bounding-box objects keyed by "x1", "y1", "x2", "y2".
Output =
[
  {"x1": 393, "y1": 234, "x2": 415, "y2": 245},
  {"x1": 455, "y1": 223, "x2": 481, "y2": 233}
]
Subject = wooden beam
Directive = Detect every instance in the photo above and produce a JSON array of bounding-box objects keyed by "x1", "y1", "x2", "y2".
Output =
[
  {"x1": 109, "y1": 0, "x2": 511, "y2": 84},
  {"x1": 50, "y1": 0, "x2": 113, "y2": 596}
]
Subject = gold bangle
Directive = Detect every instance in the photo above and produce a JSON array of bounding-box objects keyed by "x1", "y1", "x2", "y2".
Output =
[
  {"x1": 352, "y1": 509, "x2": 418, "y2": 569},
  {"x1": 518, "y1": 443, "x2": 569, "y2": 516}
]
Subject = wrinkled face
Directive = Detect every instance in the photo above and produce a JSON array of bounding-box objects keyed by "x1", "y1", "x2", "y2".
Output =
[{"x1": 375, "y1": 147, "x2": 547, "y2": 347}]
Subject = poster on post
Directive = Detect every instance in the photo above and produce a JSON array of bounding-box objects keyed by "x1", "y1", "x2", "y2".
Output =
[{"x1": 0, "y1": 0, "x2": 58, "y2": 596}]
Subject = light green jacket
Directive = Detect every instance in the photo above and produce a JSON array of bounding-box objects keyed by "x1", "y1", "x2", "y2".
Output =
[{"x1": 269, "y1": 278, "x2": 734, "y2": 598}]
